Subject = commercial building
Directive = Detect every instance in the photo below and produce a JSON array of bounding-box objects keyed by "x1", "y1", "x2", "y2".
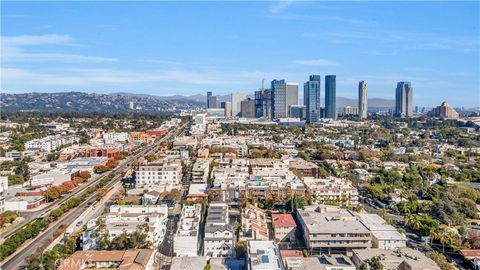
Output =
[
  {"x1": 84, "y1": 146, "x2": 120, "y2": 161},
  {"x1": 58, "y1": 249, "x2": 155, "y2": 270},
  {"x1": 135, "y1": 158, "x2": 182, "y2": 190},
  {"x1": 272, "y1": 214, "x2": 296, "y2": 249},
  {"x1": 208, "y1": 95, "x2": 220, "y2": 109},
  {"x1": 255, "y1": 90, "x2": 264, "y2": 118},
  {"x1": 358, "y1": 80, "x2": 368, "y2": 119},
  {"x1": 174, "y1": 204, "x2": 203, "y2": 256},
  {"x1": 351, "y1": 248, "x2": 440, "y2": 270},
  {"x1": 289, "y1": 105, "x2": 306, "y2": 120},
  {"x1": 207, "y1": 91, "x2": 213, "y2": 108},
  {"x1": 204, "y1": 202, "x2": 234, "y2": 257},
  {"x1": 247, "y1": 241, "x2": 284, "y2": 270},
  {"x1": 231, "y1": 92, "x2": 248, "y2": 117},
  {"x1": 427, "y1": 101, "x2": 459, "y2": 119},
  {"x1": 286, "y1": 83, "x2": 299, "y2": 117},
  {"x1": 221, "y1": 101, "x2": 233, "y2": 118},
  {"x1": 304, "y1": 75, "x2": 321, "y2": 123},
  {"x1": 395, "y1": 81, "x2": 413, "y2": 117},
  {"x1": 296, "y1": 205, "x2": 370, "y2": 255},
  {"x1": 271, "y1": 79, "x2": 287, "y2": 119},
  {"x1": 241, "y1": 98, "x2": 256, "y2": 118},
  {"x1": 325, "y1": 75, "x2": 337, "y2": 120},
  {"x1": 261, "y1": 88, "x2": 272, "y2": 119}
]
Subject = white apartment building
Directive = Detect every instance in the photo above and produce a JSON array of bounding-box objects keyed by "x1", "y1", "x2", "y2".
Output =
[
  {"x1": 103, "y1": 132, "x2": 128, "y2": 144},
  {"x1": 356, "y1": 213, "x2": 407, "y2": 250},
  {"x1": 192, "y1": 158, "x2": 211, "y2": 183},
  {"x1": 136, "y1": 158, "x2": 182, "y2": 190},
  {"x1": 25, "y1": 135, "x2": 79, "y2": 152},
  {"x1": 174, "y1": 204, "x2": 202, "y2": 257},
  {"x1": 204, "y1": 202, "x2": 234, "y2": 258},
  {"x1": 303, "y1": 177, "x2": 359, "y2": 206},
  {"x1": 104, "y1": 205, "x2": 168, "y2": 248},
  {"x1": 247, "y1": 241, "x2": 284, "y2": 270}
]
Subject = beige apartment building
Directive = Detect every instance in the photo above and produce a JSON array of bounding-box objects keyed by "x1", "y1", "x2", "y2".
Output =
[{"x1": 296, "y1": 205, "x2": 371, "y2": 255}]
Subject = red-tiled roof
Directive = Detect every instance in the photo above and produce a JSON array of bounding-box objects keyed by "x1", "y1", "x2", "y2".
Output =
[
  {"x1": 272, "y1": 213, "x2": 296, "y2": 227},
  {"x1": 461, "y1": 249, "x2": 480, "y2": 259},
  {"x1": 280, "y1": 249, "x2": 303, "y2": 258}
]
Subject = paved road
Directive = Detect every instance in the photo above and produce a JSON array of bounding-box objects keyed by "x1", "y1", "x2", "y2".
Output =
[
  {"x1": 0, "y1": 122, "x2": 189, "y2": 270},
  {"x1": 0, "y1": 171, "x2": 108, "y2": 241}
]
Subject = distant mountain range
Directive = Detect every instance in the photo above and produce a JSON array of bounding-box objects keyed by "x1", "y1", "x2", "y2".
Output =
[{"x1": 0, "y1": 91, "x2": 395, "y2": 114}]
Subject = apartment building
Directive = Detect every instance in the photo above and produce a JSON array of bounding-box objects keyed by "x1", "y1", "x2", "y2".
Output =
[
  {"x1": 241, "y1": 202, "x2": 270, "y2": 241},
  {"x1": 356, "y1": 213, "x2": 407, "y2": 250},
  {"x1": 303, "y1": 177, "x2": 359, "y2": 206},
  {"x1": 296, "y1": 205, "x2": 371, "y2": 255},
  {"x1": 285, "y1": 254, "x2": 355, "y2": 270},
  {"x1": 352, "y1": 248, "x2": 440, "y2": 270},
  {"x1": 247, "y1": 241, "x2": 284, "y2": 270},
  {"x1": 288, "y1": 159, "x2": 319, "y2": 178},
  {"x1": 103, "y1": 132, "x2": 128, "y2": 144},
  {"x1": 272, "y1": 214, "x2": 296, "y2": 249},
  {"x1": 136, "y1": 158, "x2": 182, "y2": 190},
  {"x1": 174, "y1": 204, "x2": 202, "y2": 256},
  {"x1": 204, "y1": 202, "x2": 234, "y2": 257},
  {"x1": 192, "y1": 158, "x2": 211, "y2": 183},
  {"x1": 104, "y1": 205, "x2": 168, "y2": 248},
  {"x1": 25, "y1": 135, "x2": 79, "y2": 152}
]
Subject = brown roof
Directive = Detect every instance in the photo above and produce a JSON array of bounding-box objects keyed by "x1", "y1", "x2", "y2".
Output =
[
  {"x1": 58, "y1": 249, "x2": 153, "y2": 270},
  {"x1": 280, "y1": 249, "x2": 303, "y2": 258}
]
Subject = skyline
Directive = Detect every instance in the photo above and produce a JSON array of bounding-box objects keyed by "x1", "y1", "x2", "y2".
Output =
[{"x1": 1, "y1": 1, "x2": 479, "y2": 107}]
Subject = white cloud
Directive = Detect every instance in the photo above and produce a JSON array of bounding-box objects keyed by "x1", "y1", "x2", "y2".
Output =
[
  {"x1": 2, "y1": 34, "x2": 73, "y2": 46},
  {"x1": 268, "y1": 0, "x2": 295, "y2": 14},
  {"x1": 292, "y1": 58, "x2": 339, "y2": 67},
  {"x1": 1, "y1": 34, "x2": 117, "y2": 63},
  {"x1": 0, "y1": 67, "x2": 274, "y2": 89}
]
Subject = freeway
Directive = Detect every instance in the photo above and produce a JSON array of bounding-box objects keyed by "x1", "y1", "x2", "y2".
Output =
[{"x1": 0, "y1": 121, "x2": 188, "y2": 270}]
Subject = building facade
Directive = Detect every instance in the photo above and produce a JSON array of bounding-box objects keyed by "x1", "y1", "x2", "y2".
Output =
[
  {"x1": 289, "y1": 105, "x2": 306, "y2": 119},
  {"x1": 174, "y1": 204, "x2": 203, "y2": 256},
  {"x1": 231, "y1": 92, "x2": 248, "y2": 117},
  {"x1": 427, "y1": 101, "x2": 459, "y2": 119},
  {"x1": 271, "y1": 79, "x2": 287, "y2": 119},
  {"x1": 241, "y1": 98, "x2": 256, "y2": 118},
  {"x1": 395, "y1": 81, "x2": 413, "y2": 117},
  {"x1": 286, "y1": 83, "x2": 299, "y2": 117},
  {"x1": 221, "y1": 101, "x2": 233, "y2": 118},
  {"x1": 136, "y1": 158, "x2": 182, "y2": 190},
  {"x1": 204, "y1": 202, "x2": 234, "y2": 257},
  {"x1": 304, "y1": 75, "x2": 321, "y2": 123},
  {"x1": 358, "y1": 80, "x2": 368, "y2": 120},
  {"x1": 325, "y1": 75, "x2": 337, "y2": 120}
]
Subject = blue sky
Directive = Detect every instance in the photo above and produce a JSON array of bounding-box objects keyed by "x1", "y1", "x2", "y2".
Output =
[{"x1": 1, "y1": 1, "x2": 479, "y2": 107}]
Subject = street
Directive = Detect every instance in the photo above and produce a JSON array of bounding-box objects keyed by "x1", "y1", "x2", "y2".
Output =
[{"x1": 0, "y1": 123, "x2": 188, "y2": 269}]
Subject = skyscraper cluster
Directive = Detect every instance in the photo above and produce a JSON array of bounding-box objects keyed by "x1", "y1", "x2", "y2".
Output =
[{"x1": 206, "y1": 76, "x2": 414, "y2": 121}]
